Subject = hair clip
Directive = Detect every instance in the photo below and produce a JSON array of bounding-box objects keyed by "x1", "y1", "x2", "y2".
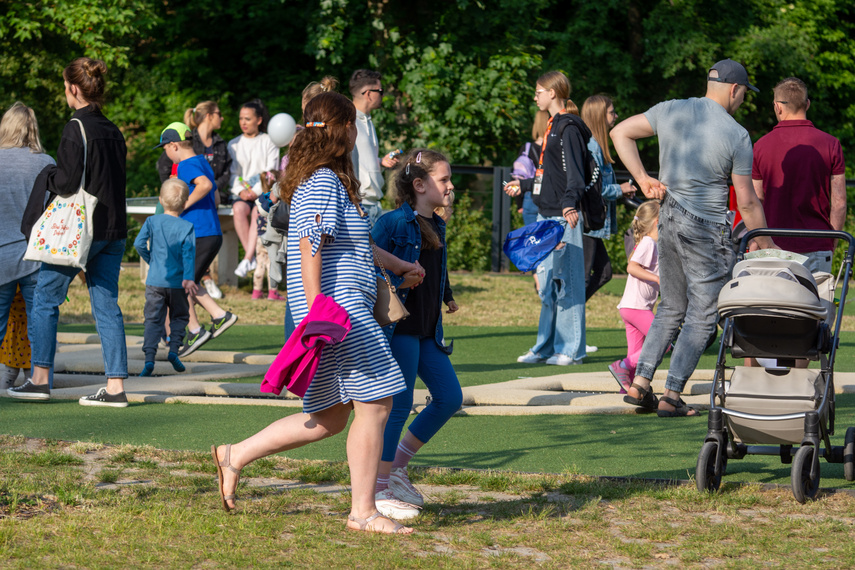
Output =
[
  {"x1": 305, "y1": 122, "x2": 326, "y2": 128},
  {"x1": 416, "y1": 151, "x2": 422, "y2": 164},
  {"x1": 405, "y1": 163, "x2": 410, "y2": 175},
  {"x1": 632, "y1": 216, "x2": 639, "y2": 221}
]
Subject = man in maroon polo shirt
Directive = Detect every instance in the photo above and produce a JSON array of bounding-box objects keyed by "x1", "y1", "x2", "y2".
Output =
[{"x1": 752, "y1": 77, "x2": 846, "y2": 273}]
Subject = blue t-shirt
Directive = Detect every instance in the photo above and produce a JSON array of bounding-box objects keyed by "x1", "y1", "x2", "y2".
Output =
[{"x1": 178, "y1": 154, "x2": 221, "y2": 238}]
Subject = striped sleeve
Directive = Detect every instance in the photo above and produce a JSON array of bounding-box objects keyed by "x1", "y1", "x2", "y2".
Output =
[{"x1": 292, "y1": 168, "x2": 345, "y2": 257}]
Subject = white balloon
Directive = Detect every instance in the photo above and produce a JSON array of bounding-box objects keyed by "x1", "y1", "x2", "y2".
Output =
[{"x1": 268, "y1": 113, "x2": 297, "y2": 147}]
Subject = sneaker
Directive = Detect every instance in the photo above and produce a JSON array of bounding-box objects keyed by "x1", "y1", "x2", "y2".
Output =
[
  {"x1": 234, "y1": 259, "x2": 252, "y2": 278},
  {"x1": 389, "y1": 467, "x2": 424, "y2": 507},
  {"x1": 586, "y1": 345, "x2": 599, "y2": 354},
  {"x1": 139, "y1": 362, "x2": 155, "y2": 377},
  {"x1": 248, "y1": 257, "x2": 257, "y2": 271},
  {"x1": 517, "y1": 350, "x2": 545, "y2": 364},
  {"x1": 203, "y1": 278, "x2": 224, "y2": 299},
  {"x1": 210, "y1": 311, "x2": 238, "y2": 339},
  {"x1": 608, "y1": 360, "x2": 633, "y2": 392},
  {"x1": 168, "y1": 352, "x2": 185, "y2": 372},
  {"x1": 79, "y1": 388, "x2": 128, "y2": 408},
  {"x1": 545, "y1": 354, "x2": 581, "y2": 366},
  {"x1": 374, "y1": 489, "x2": 420, "y2": 521},
  {"x1": 251, "y1": 289, "x2": 264, "y2": 300},
  {"x1": 268, "y1": 290, "x2": 285, "y2": 301},
  {"x1": 6, "y1": 379, "x2": 50, "y2": 401},
  {"x1": 179, "y1": 326, "x2": 212, "y2": 357}
]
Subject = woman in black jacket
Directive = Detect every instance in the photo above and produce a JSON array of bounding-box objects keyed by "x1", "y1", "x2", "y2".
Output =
[
  {"x1": 504, "y1": 71, "x2": 589, "y2": 367},
  {"x1": 7, "y1": 57, "x2": 130, "y2": 407}
]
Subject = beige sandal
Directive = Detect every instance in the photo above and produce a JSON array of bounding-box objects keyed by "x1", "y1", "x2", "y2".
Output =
[
  {"x1": 212, "y1": 444, "x2": 240, "y2": 512},
  {"x1": 347, "y1": 512, "x2": 410, "y2": 534}
]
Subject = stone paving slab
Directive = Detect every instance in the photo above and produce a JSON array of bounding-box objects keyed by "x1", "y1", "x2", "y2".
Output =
[{"x1": 41, "y1": 332, "x2": 855, "y2": 415}]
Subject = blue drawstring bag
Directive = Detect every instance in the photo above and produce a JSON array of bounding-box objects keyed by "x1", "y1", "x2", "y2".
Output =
[{"x1": 502, "y1": 220, "x2": 564, "y2": 272}]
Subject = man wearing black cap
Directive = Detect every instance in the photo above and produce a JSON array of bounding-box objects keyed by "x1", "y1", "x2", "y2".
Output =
[{"x1": 609, "y1": 59, "x2": 776, "y2": 417}]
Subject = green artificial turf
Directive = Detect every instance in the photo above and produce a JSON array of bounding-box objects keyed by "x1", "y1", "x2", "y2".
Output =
[{"x1": 3, "y1": 395, "x2": 855, "y2": 489}]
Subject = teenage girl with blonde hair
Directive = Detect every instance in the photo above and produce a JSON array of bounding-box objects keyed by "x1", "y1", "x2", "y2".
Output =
[{"x1": 609, "y1": 200, "x2": 661, "y2": 392}]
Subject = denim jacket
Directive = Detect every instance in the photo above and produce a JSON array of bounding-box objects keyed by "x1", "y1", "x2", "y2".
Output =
[
  {"x1": 584, "y1": 138, "x2": 622, "y2": 239},
  {"x1": 370, "y1": 202, "x2": 453, "y2": 354}
]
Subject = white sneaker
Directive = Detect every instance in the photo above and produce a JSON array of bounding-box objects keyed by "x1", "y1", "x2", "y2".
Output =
[
  {"x1": 248, "y1": 257, "x2": 257, "y2": 271},
  {"x1": 546, "y1": 354, "x2": 582, "y2": 366},
  {"x1": 517, "y1": 351, "x2": 545, "y2": 364},
  {"x1": 586, "y1": 345, "x2": 598, "y2": 353},
  {"x1": 389, "y1": 467, "x2": 424, "y2": 507},
  {"x1": 234, "y1": 259, "x2": 251, "y2": 278},
  {"x1": 203, "y1": 278, "x2": 223, "y2": 299},
  {"x1": 375, "y1": 489, "x2": 420, "y2": 520}
]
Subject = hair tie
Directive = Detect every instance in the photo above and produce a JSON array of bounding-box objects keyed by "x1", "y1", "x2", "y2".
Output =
[{"x1": 305, "y1": 122, "x2": 326, "y2": 128}]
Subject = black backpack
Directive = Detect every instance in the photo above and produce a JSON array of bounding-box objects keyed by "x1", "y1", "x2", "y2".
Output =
[{"x1": 558, "y1": 121, "x2": 605, "y2": 232}]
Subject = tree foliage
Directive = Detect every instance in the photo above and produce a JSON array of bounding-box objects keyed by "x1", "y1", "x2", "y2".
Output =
[{"x1": 2, "y1": 1, "x2": 853, "y2": 217}]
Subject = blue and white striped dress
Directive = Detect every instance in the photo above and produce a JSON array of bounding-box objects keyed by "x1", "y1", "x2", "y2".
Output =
[{"x1": 286, "y1": 168, "x2": 405, "y2": 413}]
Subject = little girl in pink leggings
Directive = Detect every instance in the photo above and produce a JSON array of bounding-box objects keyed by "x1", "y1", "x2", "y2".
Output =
[{"x1": 610, "y1": 200, "x2": 660, "y2": 392}]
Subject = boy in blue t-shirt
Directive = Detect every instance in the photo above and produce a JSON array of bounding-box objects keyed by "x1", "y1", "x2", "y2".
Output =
[
  {"x1": 155, "y1": 123, "x2": 238, "y2": 356},
  {"x1": 134, "y1": 179, "x2": 197, "y2": 376}
]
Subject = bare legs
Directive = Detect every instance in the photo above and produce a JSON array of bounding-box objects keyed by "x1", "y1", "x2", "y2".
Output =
[
  {"x1": 232, "y1": 201, "x2": 258, "y2": 262},
  {"x1": 187, "y1": 289, "x2": 226, "y2": 332},
  {"x1": 215, "y1": 397, "x2": 412, "y2": 533}
]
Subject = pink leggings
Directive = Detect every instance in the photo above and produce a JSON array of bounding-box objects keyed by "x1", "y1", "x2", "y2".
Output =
[{"x1": 619, "y1": 308, "x2": 655, "y2": 371}]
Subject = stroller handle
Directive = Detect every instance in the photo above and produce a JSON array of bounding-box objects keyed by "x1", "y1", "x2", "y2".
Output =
[{"x1": 740, "y1": 228, "x2": 855, "y2": 263}]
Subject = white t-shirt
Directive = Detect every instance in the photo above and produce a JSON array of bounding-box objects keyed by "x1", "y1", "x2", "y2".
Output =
[
  {"x1": 617, "y1": 236, "x2": 660, "y2": 311},
  {"x1": 227, "y1": 133, "x2": 279, "y2": 198}
]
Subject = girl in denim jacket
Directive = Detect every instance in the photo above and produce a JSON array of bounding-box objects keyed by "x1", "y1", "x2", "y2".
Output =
[{"x1": 370, "y1": 149, "x2": 461, "y2": 519}]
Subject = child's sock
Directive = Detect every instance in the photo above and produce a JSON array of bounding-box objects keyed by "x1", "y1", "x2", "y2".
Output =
[
  {"x1": 167, "y1": 352, "x2": 185, "y2": 372},
  {"x1": 140, "y1": 361, "x2": 155, "y2": 377},
  {"x1": 375, "y1": 472, "x2": 390, "y2": 494},
  {"x1": 391, "y1": 439, "x2": 419, "y2": 471}
]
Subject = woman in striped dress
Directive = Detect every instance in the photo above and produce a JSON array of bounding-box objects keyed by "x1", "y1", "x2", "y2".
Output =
[{"x1": 212, "y1": 92, "x2": 423, "y2": 534}]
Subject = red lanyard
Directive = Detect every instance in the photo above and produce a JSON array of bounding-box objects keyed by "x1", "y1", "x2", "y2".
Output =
[{"x1": 537, "y1": 109, "x2": 565, "y2": 170}]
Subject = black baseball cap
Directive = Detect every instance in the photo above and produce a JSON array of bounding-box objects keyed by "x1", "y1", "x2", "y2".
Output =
[
  {"x1": 153, "y1": 122, "x2": 192, "y2": 149},
  {"x1": 708, "y1": 59, "x2": 759, "y2": 92}
]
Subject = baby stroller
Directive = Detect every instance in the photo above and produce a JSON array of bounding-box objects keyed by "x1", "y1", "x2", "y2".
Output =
[{"x1": 697, "y1": 228, "x2": 855, "y2": 503}]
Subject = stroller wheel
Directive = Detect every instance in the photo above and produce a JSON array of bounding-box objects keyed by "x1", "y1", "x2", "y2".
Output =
[
  {"x1": 696, "y1": 441, "x2": 725, "y2": 492},
  {"x1": 791, "y1": 446, "x2": 820, "y2": 503},
  {"x1": 844, "y1": 427, "x2": 855, "y2": 482}
]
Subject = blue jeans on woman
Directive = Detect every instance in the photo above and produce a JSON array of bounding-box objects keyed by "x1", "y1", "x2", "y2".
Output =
[
  {"x1": 530, "y1": 214, "x2": 586, "y2": 361},
  {"x1": 381, "y1": 334, "x2": 463, "y2": 461},
  {"x1": 29, "y1": 239, "x2": 128, "y2": 379},
  {"x1": 635, "y1": 196, "x2": 734, "y2": 393},
  {"x1": 521, "y1": 192, "x2": 539, "y2": 226}
]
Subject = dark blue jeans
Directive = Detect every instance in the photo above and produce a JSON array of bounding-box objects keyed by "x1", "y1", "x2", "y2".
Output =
[{"x1": 635, "y1": 197, "x2": 734, "y2": 393}]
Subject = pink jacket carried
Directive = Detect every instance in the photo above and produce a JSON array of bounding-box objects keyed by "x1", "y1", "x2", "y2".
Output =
[{"x1": 260, "y1": 294, "x2": 351, "y2": 398}]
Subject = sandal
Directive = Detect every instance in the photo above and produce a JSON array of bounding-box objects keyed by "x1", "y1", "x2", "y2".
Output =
[
  {"x1": 657, "y1": 396, "x2": 699, "y2": 417},
  {"x1": 347, "y1": 512, "x2": 412, "y2": 534},
  {"x1": 212, "y1": 444, "x2": 240, "y2": 512},
  {"x1": 623, "y1": 382, "x2": 658, "y2": 411}
]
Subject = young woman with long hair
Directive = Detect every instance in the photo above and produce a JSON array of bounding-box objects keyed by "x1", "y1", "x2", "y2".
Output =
[
  {"x1": 580, "y1": 95, "x2": 635, "y2": 302},
  {"x1": 212, "y1": 92, "x2": 423, "y2": 534},
  {"x1": 504, "y1": 71, "x2": 590, "y2": 366}
]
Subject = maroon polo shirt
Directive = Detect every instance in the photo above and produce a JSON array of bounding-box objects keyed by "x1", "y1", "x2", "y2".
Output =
[{"x1": 752, "y1": 120, "x2": 845, "y2": 253}]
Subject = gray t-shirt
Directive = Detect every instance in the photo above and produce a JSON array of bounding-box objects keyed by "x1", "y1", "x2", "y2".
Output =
[
  {"x1": 0, "y1": 147, "x2": 56, "y2": 285},
  {"x1": 644, "y1": 97, "x2": 753, "y2": 223}
]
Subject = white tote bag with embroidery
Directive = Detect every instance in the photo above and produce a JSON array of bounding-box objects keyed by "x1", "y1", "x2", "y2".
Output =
[{"x1": 23, "y1": 118, "x2": 98, "y2": 270}]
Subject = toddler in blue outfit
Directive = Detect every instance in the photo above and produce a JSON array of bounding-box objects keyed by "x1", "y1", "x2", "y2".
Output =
[{"x1": 134, "y1": 179, "x2": 198, "y2": 376}]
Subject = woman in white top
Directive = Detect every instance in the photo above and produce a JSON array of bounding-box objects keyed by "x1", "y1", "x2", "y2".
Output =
[{"x1": 227, "y1": 98, "x2": 279, "y2": 277}]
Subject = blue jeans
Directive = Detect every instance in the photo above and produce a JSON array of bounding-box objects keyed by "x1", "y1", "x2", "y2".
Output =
[
  {"x1": 30, "y1": 239, "x2": 128, "y2": 379},
  {"x1": 530, "y1": 214, "x2": 586, "y2": 360},
  {"x1": 522, "y1": 193, "x2": 539, "y2": 226},
  {"x1": 635, "y1": 197, "x2": 734, "y2": 393},
  {"x1": 381, "y1": 334, "x2": 463, "y2": 462},
  {"x1": 0, "y1": 270, "x2": 38, "y2": 355}
]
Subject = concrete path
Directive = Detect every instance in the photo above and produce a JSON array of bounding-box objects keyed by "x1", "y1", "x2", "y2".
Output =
[{"x1": 34, "y1": 333, "x2": 855, "y2": 416}]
